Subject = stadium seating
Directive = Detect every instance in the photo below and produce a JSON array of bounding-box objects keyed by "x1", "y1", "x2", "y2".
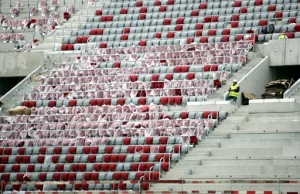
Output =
[
  {"x1": 53, "y1": 0, "x2": 300, "y2": 50},
  {"x1": 3, "y1": 0, "x2": 300, "y2": 193}
]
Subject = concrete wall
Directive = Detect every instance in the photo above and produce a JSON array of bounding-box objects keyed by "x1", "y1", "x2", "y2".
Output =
[
  {"x1": 268, "y1": 39, "x2": 300, "y2": 66},
  {"x1": 0, "y1": 51, "x2": 44, "y2": 77},
  {"x1": 225, "y1": 56, "x2": 272, "y2": 104}
]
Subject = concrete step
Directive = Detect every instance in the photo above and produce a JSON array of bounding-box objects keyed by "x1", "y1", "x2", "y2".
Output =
[
  {"x1": 198, "y1": 142, "x2": 220, "y2": 148},
  {"x1": 219, "y1": 139, "x2": 300, "y2": 147},
  {"x1": 199, "y1": 159, "x2": 300, "y2": 166},
  {"x1": 164, "y1": 165, "x2": 300, "y2": 175},
  {"x1": 150, "y1": 183, "x2": 299, "y2": 192},
  {"x1": 191, "y1": 147, "x2": 297, "y2": 157}
]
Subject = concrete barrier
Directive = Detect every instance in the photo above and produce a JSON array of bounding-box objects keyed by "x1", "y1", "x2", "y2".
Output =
[
  {"x1": 187, "y1": 101, "x2": 237, "y2": 113},
  {"x1": 248, "y1": 98, "x2": 297, "y2": 113},
  {"x1": 0, "y1": 51, "x2": 44, "y2": 77}
]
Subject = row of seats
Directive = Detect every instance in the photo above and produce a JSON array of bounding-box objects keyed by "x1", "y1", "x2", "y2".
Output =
[
  {"x1": 95, "y1": 4, "x2": 299, "y2": 16},
  {"x1": 26, "y1": 85, "x2": 214, "y2": 98},
  {"x1": 0, "y1": 162, "x2": 169, "y2": 173},
  {"x1": 66, "y1": 29, "x2": 259, "y2": 44},
  {"x1": 1, "y1": 109, "x2": 221, "y2": 123},
  {"x1": 0, "y1": 135, "x2": 199, "y2": 147},
  {"x1": 28, "y1": 104, "x2": 164, "y2": 115},
  {"x1": 57, "y1": 38, "x2": 251, "y2": 51},
  {"x1": 0, "y1": 142, "x2": 185, "y2": 155},
  {"x1": 84, "y1": 16, "x2": 274, "y2": 27},
  {"x1": 0, "y1": 153, "x2": 180, "y2": 164},
  {"x1": 55, "y1": 31, "x2": 297, "y2": 50},
  {"x1": 43, "y1": 74, "x2": 219, "y2": 87},
  {"x1": 105, "y1": 0, "x2": 298, "y2": 8},
  {"x1": 50, "y1": 64, "x2": 238, "y2": 77},
  {"x1": 0, "y1": 171, "x2": 160, "y2": 181},
  {"x1": 19, "y1": 96, "x2": 209, "y2": 107},
  {"x1": 82, "y1": 41, "x2": 252, "y2": 55},
  {"x1": 4, "y1": 182, "x2": 149, "y2": 191},
  {"x1": 87, "y1": 11, "x2": 297, "y2": 23},
  {"x1": 73, "y1": 25, "x2": 260, "y2": 37}
]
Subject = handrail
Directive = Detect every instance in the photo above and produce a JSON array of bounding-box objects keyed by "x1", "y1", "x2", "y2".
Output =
[
  {"x1": 0, "y1": 65, "x2": 43, "y2": 104},
  {"x1": 284, "y1": 78, "x2": 300, "y2": 98}
]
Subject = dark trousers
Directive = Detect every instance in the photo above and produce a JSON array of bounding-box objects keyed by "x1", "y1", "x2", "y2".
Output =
[{"x1": 226, "y1": 95, "x2": 237, "y2": 102}]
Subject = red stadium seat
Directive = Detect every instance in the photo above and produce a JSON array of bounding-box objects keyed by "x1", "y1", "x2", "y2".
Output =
[
  {"x1": 101, "y1": 163, "x2": 109, "y2": 171},
  {"x1": 176, "y1": 18, "x2": 184, "y2": 24},
  {"x1": 56, "y1": 164, "x2": 64, "y2": 172},
  {"x1": 196, "y1": 30, "x2": 202, "y2": 37},
  {"x1": 89, "y1": 29, "x2": 96, "y2": 35},
  {"x1": 155, "y1": 32, "x2": 162, "y2": 39},
  {"x1": 154, "y1": 0, "x2": 161, "y2": 6},
  {"x1": 160, "y1": 97, "x2": 169, "y2": 105},
  {"x1": 187, "y1": 73, "x2": 195, "y2": 80},
  {"x1": 69, "y1": 147, "x2": 76, "y2": 154},
  {"x1": 111, "y1": 155, "x2": 119, "y2": 163},
  {"x1": 88, "y1": 155, "x2": 96, "y2": 163},
  {"x1": 99, "y1": 42, "x2": 107, "y2": 48},
  {"x1": 78, "y1": 164, "x2": 86, "y2": 172},
  {"x1": 181, "y1": 112, "x2": 189, "y2": 119},
  {"x1": 212, "y1": 16, "x2": 218, "y2": 22},
  {"x1": 95, "y1": 10, "x2": 102, "y2": 15},
  {"x1": 141, "y1": 154, "x2": 149, "y2": 162},
  {"x1": 199, "y1": 3, "x2": 207, "y2": 9},
  {"x1": 103, "y1": 155, "x2": 111, "y2": 163},
  {"x1": 94, "y1": 164, "x2": 101, "y2": 171},
  {"x1": 48, "y1": 100, "x2": 56, "y2": 107},
  {"x1": 139, "y1": 98, "x2": 147, "y2": 105},
  {"x1": 231, "y1": 22, "x2": 239, "y2": 28},
  {"x1": 167, "y1": 0, "x2": 174, "y2": 5},
  {"x1": 140, "y1": 13, "x2": 146, "y2": 20},
  {"x1": 106, "y1": 16, "x2": 113, "y2": 22},
  {"x1": 175, "y1": 24, "x2": 183, "y2": 31},
  {"x1": 84, "y1": 173, "x2": 91, "y2": 181},
  {"x1": 71, "y1": 164, "x2": 79, "y2": 171},
  {"x1": 37, "y1": 156, "x2": 45, "y2": 163},
  {"x1": 159, "y1": 6, "x2": 166, "y2": 12},
  {"x1": 123, "y1": 28, "x2": 130, "y2": 34},
  {"x1": 136, "y1": 1, "x2": 143, "y2": 7},
  {"x1": 204, "y1": 16, "x2": 211, "y2": 23},
  {"x1": 139, "y1": 40, "x2": 147, "y2": 46},
  {"x1": 191, "y1": 10, "x2": 199, "y2": 17},
  {"x1": 200, "y1": 37, "x2": 208, "y2": 43},
  {"x1": 82, "y1": 36, "x2": 89, "y2": 43},
  {"x1": 163, "y1": 18, "x2": 171, "y2": 25},
  {"x1": 234, "y1": 1, "x2": 241, "y2": 7},
  {"x1": 241, "y1": 7, "x2": 247, "y2": 13},
  {"x1": 120, "y1": 8, "x2": 127, "y2": 14},
  {"x1": 196, "y1": 23, "x2": 203, "y2": 30},
  {"x1": 83, "y1": 147, "x2": 90, "y2": 154},
  {"x1": 96, "y1": 29, "x2": 103, "y2": 35},
  {"x1": 187, "y1": 37, "x2": 194, "y2": 44},
  {"x1": 140, "y1": 7, "x2": 147, "y2": 13},
  {"x1": 67, "y1": 44, "x2": 74, "y2": 50},
  {"x1": 268, "y1": 5, "x2": 276, "y2": 12},
  {"x1": 105, "y1": 146, "x2": 114, "y2": 154}
]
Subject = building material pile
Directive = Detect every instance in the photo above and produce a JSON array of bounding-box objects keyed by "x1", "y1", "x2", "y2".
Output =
[{"x1": 261, "y1": 79, "x2": 292, "y2": 99}]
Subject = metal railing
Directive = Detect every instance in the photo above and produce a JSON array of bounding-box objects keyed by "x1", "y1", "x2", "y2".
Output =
[
  {"x1": 0, "y1": 65, "x2": 43, "y2": 105},
  {"x1": 284, "y1": 78, "x2": 300, "y2": 98}
]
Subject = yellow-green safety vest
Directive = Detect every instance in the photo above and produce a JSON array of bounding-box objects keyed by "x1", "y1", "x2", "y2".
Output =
[
  {"x1": 229, "y1": 84, "x2": 239, "y2": 98},
  {"x1": 278, "y1": 34, "x2": 286, "y2": 39}
]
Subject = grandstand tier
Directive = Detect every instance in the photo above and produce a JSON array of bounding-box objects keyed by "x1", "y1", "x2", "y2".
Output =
[{"x1": 0, "y1": 0, "x2": 300, "y2": 193}]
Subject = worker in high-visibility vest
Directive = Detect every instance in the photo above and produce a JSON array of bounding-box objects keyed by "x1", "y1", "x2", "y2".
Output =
[
  {"x1": 278, "y1": 31, "x2": 288, "y2": 39},
  {"x1": 226, "y1": 79, "x2": 240, "y2": 102}
]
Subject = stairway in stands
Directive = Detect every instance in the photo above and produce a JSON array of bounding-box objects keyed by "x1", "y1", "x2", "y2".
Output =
[{"x1": 151, "y1": 108, "x2": 300, "y2": 193}]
